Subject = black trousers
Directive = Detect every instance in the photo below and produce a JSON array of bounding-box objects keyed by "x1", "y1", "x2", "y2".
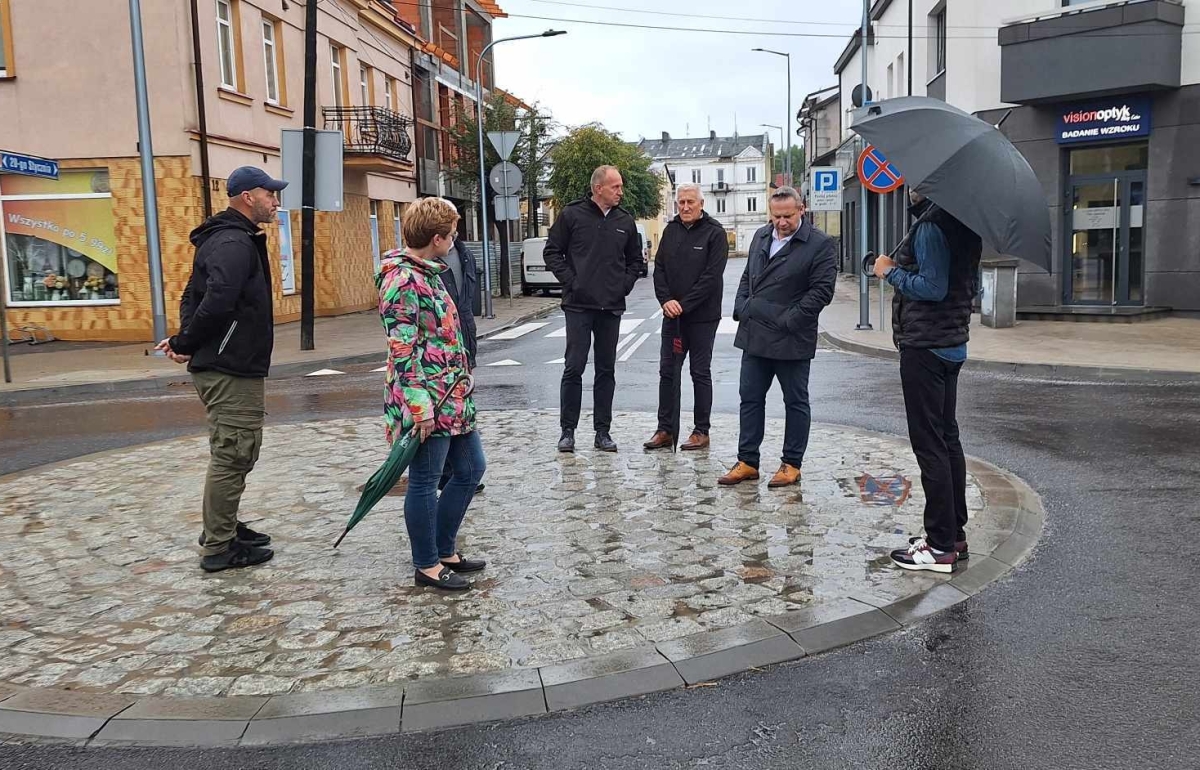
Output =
[
  {"x1": 900, "y1": 348, "x2": 969, "y2": 553},
  {"x1": 737, "y1": 353, "x2": 812, "y2": 469},
  {"x1": 561, "y1": 309, "x2": 621, "y2": 432},
  {"x1": 657, "y1": 319, "x2": 719, "y2": 436}
]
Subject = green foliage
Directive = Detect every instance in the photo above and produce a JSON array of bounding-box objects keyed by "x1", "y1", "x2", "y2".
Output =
[{"x1": 547, "y1": 124, "x2": 662, "y2": 219}]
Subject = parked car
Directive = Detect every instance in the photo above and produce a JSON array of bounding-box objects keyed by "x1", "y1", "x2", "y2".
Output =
[
  {"x1": 520, "y1": 237, "x2": 561, "y2": 296},
  {"x1": 635, "y1": 224, "x2": 650, "y2": 277}
]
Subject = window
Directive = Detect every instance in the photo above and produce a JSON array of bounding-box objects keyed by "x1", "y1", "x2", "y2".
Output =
[
  {"x1": 691, "y1": 169, "x2": 702, "y2": 184},
  {"x1": 934, "y1": 8, "x2": 947, "y2": 75},
  {"x1": 360, "y1": 64, "x2": 374, "y2": 106},
  {"x1": 886, "y1": 63, "x2": 894, "y2": 100},
  {"x1": 897, "y1": 52, "x2": 906, "y2": 97},
  {"x1": 216, "y1": 0, "x2": 239, "y2": 89},
  {"x1": 717, "y1": 168, "x2": 725, "y2": 184},
  {"x1": 370, "y1": 200, "x2": 381, "y2": 272},
  {"x1": 394, "y1": 202, "x2": 404, "y2": 248},
  {"x1": 747, "y1": 196, "x2": 758, "y2": 213},
  {"x1": 716, "y1": 198, "x2": 726, "y2": 214},
  {"x1": 2, "y1": 171, "x2": 120, "y2": 305},
  {"x1": 330, "y1": 44, "x2": 345, "y2": 106},
  {"x1": 384, "y1": 76, "x2": 395, "y2": 112},
  {"x1": 746, "y1": 166, "x2": 757, "y2": 183},
  {"x1": 277, "y1": 210, "x2": 295, "y2": 294},
  {"x1": 262, "y1": 19, "x2": 281, "y2": 104},
  {"x1": 0, "y1": 0, "x2": 15, "y2": 77}
]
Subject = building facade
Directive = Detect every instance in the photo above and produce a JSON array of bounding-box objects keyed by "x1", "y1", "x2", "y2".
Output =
[
  {"x1": 826, "y1": 0, "x2": 1200, "y2": 313},
  {"x1": 0, "y1": 0, "x2": 505, "y2": 342},
  {"x1": 636, "y1": 132, "x2": 773, "y2": 255}
]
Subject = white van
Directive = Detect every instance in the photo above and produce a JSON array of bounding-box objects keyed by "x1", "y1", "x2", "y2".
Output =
[
  {"x1": 520, "y1": 237, "x2": 561, "y2": 295},
  {"x1": 634, "y1": 225, "x2": 650, "y2": 277}
]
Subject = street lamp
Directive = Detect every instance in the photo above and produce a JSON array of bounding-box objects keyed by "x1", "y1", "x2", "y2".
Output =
[
  {"x1": 752, "y1": 48, "x2": 792, "y2": 185},
  {"x1": 476, "y1": 29, "x2": 566, "y2": 319},
  {"x1": 760, "y1": 124, "x2": 784, "y2": 178}
]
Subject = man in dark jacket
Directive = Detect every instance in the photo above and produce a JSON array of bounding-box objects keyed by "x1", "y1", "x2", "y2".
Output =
[
  {"x1": 544, "y1": 165, "x2": 643, "y2": 453},
  {"x1": 156, "y1": 166, "x2": 285, "y2": 573},
  {"x1": 644, "y1": 183, "x2": 728, "y2": 452},
  {"x1": 435, "y1": 235, "x2": 484, "y2": 493},
  {"x1": 719, "y1": 187, "x2": 836, "y2": 489},
  {"x1": 873, "y1": 190, "x2": 981, "y2": 574}
]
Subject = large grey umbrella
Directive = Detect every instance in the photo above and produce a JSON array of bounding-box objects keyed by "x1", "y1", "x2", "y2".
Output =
[{"x1": 850, "y1": 97, "x2": 1051, "y2": 271}]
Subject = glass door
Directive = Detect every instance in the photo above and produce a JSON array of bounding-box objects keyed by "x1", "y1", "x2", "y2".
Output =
[{"x1": 1065, "y1": 174, "x2": 1146, "y2": 306}]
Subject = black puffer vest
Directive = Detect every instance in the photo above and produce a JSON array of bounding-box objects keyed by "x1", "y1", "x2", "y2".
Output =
[{"x1": 892, "y1": 200, "x2": 982, "y2": 350}]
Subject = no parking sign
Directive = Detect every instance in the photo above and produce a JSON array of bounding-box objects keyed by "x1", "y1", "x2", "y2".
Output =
[{"x1": 856, "y1": 145, "x2": 905, "y2": 194}]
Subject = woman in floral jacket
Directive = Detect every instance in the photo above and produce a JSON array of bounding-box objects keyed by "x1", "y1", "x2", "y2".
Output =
[{"x1": 378, "y1": 197, "x2": 486, "y2": 591}]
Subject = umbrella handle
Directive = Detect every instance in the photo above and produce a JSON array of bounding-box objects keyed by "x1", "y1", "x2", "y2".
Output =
[
  {"x1": 861, "y1": 204, "x2": 942, "y2": 276},
  {"x1": 434, "y1": 372, "x2": 474, "y2": 411}
]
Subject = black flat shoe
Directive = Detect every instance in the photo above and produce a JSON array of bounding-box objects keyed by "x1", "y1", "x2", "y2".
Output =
[
  {"x1": 415, "y1": 566, "x2": 472, "y2": 591},
  {"x1": 200, "y1": 541, "x2": 274, "y2": 573},
  {"x1": 558, "y1": 429, "x2": 576, "y2": 453},
  {"x1": 595, "y1": 432, "x2": 618, "y2": 453},
  {"x1": 440, "y1": 553, "x2": 486, "y2": 573}
]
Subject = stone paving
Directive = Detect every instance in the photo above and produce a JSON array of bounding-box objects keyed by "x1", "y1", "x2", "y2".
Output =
[{"x1": 0, "y1": 411, "x2": 1009, "y2": 699}]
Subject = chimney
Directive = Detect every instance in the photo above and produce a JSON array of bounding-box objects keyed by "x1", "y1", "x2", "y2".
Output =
[
  {"x1": 661, "y1": 131, "x2": 670, "y2": 144},
  {"x1": 710, "y1": 130, "x2": 716, "y2": 142}
]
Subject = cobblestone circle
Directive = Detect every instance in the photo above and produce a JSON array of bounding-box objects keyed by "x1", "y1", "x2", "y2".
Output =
[{"x1": 0, "y1": 411, "x2": 1004, "y2": 698}]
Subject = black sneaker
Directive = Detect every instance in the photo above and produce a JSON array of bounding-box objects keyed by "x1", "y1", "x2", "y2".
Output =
[
  {"x1": 415, "y1": 566, "x2": 472, "y2": 591},
  {"x1": 909, "y1": 535, "x2": 969, "y2": 561},
  {"x1": 200, "y1": 541, "x2": 274, "y2": 573},
  {"x1": 595, "y1": 432, "x2": 618, "y2": 453},
  {"x1": 890, "y1": 536, "x2": 958, "y2": 574},
  {"x1": 197, "y1": 522, "x2": 272, "y2": 549},
  {"x1": 558, "y1": 429, "x2": 576, "y2": 453}
]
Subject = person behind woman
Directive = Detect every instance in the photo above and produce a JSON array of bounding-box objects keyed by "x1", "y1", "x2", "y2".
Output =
[{"x1": 379, "y1": 197, "x2": 486, "y2": 591}]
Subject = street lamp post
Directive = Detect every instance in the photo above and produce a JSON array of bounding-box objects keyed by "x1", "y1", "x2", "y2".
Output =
[
  {"x1": 760, "y1": 124, "x2": 784, "y2": 178},
  {"x1": 752, "y1": 48, "x2": 791, "y2": 185},
  {"x1": 476, "y1": 30, "x2": 566, "y2": 319}
]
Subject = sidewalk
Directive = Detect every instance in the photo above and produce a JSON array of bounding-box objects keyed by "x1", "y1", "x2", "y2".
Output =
[
  {"x1": 0, "y1": 295, "x2": 560, "y2": 404},
  {"x1": 820, "y1": 276, "x2": 1200, "y2": 381}
]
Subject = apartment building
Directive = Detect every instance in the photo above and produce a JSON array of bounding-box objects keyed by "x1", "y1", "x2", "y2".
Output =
[
  {"x1": 826, "y1": 0, "x2": 1200, "y2": 314},
  {"x1": 636, "y1": 131, "x2": 773, "y2": 255},
  {"x1": 0, "y1": 0, "x2": 506, "y2": 342}
]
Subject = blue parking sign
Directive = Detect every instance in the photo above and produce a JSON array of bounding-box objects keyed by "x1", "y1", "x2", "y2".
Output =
[{"x1": 809, "y1": 166, "x2": 841, "y2": 211}]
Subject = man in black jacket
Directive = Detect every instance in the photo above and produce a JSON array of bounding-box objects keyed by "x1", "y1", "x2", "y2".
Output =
[
  {"x1": 644, "y1": 183, "x2": 728, "y2": 452},
  {"x1": 873, "y1": 190, "x2": 981, "y2": 574},
  {"x1": 435, "y1": 235, "x2": 484, "y2": 494},
  {"x1": 544, "y1": 165, "x2": 643, "y2": 453},
  {"x1": 719, "y1": 187, "x2": 836, "y2": 489},
  {"x1": 156, "y1": 166, "x2": 285, "y2": 573}
]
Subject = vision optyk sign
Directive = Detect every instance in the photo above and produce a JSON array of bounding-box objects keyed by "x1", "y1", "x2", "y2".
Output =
[{"x1": 1056, "y1": 96, "x2": 1152, "y2": 145}]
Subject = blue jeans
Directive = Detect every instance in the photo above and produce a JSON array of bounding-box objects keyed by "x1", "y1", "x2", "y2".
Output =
[
  {"x1": 737, "y1": 354, "x2": 812, "y2": 469},
  {"x1": 404, "y1": 430, "x2": 486, "y2": 569}
]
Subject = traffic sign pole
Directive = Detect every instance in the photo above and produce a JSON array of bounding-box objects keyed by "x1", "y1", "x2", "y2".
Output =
[{"x1": 858, "y1": 0, "x2": 872, "y2": 331}]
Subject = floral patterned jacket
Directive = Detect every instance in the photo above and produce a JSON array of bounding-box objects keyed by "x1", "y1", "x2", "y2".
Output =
[{"x1": 377, "y1": 249, "x2": 476, "y2": 443}]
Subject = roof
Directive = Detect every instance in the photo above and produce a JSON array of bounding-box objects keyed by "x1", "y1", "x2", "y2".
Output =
[
  {"x1": 636, "y1": 134, "x2": 768, "y2": 161},
  {"x1": 834, "y1": 28, "x2": 874, "y2": 75}
]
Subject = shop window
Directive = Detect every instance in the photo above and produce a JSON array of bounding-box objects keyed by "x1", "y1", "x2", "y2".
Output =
[
  {"x1": 2, "y1": 170, "x2": 120, "y2": 305},
  {"x1": 1069, "y1": 143, "x2": 1149, "y2": 175}
]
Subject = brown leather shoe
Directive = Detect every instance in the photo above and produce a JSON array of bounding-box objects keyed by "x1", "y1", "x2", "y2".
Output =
[
  {"x1": 680, "y1": 432, "x2": 710, "y2": 451},
  {"x1": 718, "y1": 461, "x2": 760, "y2": 486},
  {"x1": 767, "y1": 463, "x2": 802, "y2": 488},
  {"x1": 643, "y1": 430, "x2": 674, "y2": 450}
]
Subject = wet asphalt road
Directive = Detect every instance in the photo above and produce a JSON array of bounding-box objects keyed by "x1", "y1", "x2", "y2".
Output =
[{"x1": 2, "y1": 261, "x2": 1199, "y2": 769}]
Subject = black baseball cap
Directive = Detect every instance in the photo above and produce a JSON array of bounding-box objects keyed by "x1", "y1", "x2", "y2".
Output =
[{"x1": 227, "y1": 166, "x2": 288, "y2": 197}]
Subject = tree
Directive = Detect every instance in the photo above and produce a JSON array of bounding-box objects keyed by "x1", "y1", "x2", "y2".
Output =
[
  {"x1": 772, "y1": 146, "x2": 806, "y2": 181},
  {"x1": 547, "y1": 125, "x2": 662, "y2": 219}
]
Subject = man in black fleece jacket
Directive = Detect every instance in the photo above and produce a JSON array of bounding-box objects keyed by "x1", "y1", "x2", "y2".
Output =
[
  {"x1": 156, "y1": 166, "x2": 286, "y2": 573},
  {"x1": 644, "y1": 184, "x2": 728, "y2": 452},
  {"x1": 543, "y1": 165, "x2": 643, "y2": 453}
]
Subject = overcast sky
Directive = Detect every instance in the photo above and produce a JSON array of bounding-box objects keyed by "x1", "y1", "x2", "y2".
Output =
[{"x1": 492, "y1": 0, "x2": 864, "y2": 146}]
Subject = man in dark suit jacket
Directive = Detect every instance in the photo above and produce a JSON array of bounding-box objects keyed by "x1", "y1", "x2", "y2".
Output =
[{"x1": 719, "y1": 187, "x2": 836, "y2": 489}]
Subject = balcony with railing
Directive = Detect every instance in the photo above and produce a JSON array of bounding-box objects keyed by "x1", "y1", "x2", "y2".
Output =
[{"x1": 322, "y1": 106, "x2": 415, "y2": 172}]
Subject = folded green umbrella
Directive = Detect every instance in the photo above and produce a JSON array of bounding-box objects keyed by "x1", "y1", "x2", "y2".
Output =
[{"x1": 334, "y1": 372, "x2": 473, "y2": 549}]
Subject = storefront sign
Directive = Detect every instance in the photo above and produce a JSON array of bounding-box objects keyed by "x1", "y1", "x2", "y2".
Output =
[{"x1": 1057, "y1": 97, "x2": 1152, "y2": 145}]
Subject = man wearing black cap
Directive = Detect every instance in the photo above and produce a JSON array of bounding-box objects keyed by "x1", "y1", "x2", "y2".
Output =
[{"x1": 156, "y1": 166, "x2": 287, "y2": 572}]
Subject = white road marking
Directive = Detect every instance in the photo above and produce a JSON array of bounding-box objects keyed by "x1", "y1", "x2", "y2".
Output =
[
  {"x1": 372, "y1": 365, "x2": 388, "y2": 372},
  {"x1": 650, "y1": 308, "x2": 664, "y2": 320},
  {"x1": 486, "y1": 322, "x2": 548, "y2": 340},
  {"x1": 547, "y1": 319, "x2": 644, "y2": 337},
  {"x1": 486, "y1": 359, "x2": 523, "y2": 367},
  {"x1": 546, "y1": 358, "x2": 565, "y2": 364},
  {"x1": 618, "y1": 332, "x2": 653, "y2": 362},
  {"x1": 718, "y1": 317, "x2": 738, "y2": 335},
  {"x1": 305, "y1": 369, "x2": 345, "y2": 376}
]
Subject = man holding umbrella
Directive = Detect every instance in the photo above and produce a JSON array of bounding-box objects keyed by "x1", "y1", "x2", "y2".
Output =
[
  {"x1": 643, "y1": 183, "x2": 728, "y2": 452},
  {"x1": 874, "y1": 190, "x2": 981, "y2": 573}
]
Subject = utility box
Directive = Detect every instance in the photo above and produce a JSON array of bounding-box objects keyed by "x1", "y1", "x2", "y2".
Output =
[{"x1": 980, "y1": 258, "x2": 1020, "y2": 329}]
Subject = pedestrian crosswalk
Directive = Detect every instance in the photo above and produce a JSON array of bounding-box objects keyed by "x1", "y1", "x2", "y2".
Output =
[{"x1": 483, "y1": 316, "x2": 742, "y2": 343}]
